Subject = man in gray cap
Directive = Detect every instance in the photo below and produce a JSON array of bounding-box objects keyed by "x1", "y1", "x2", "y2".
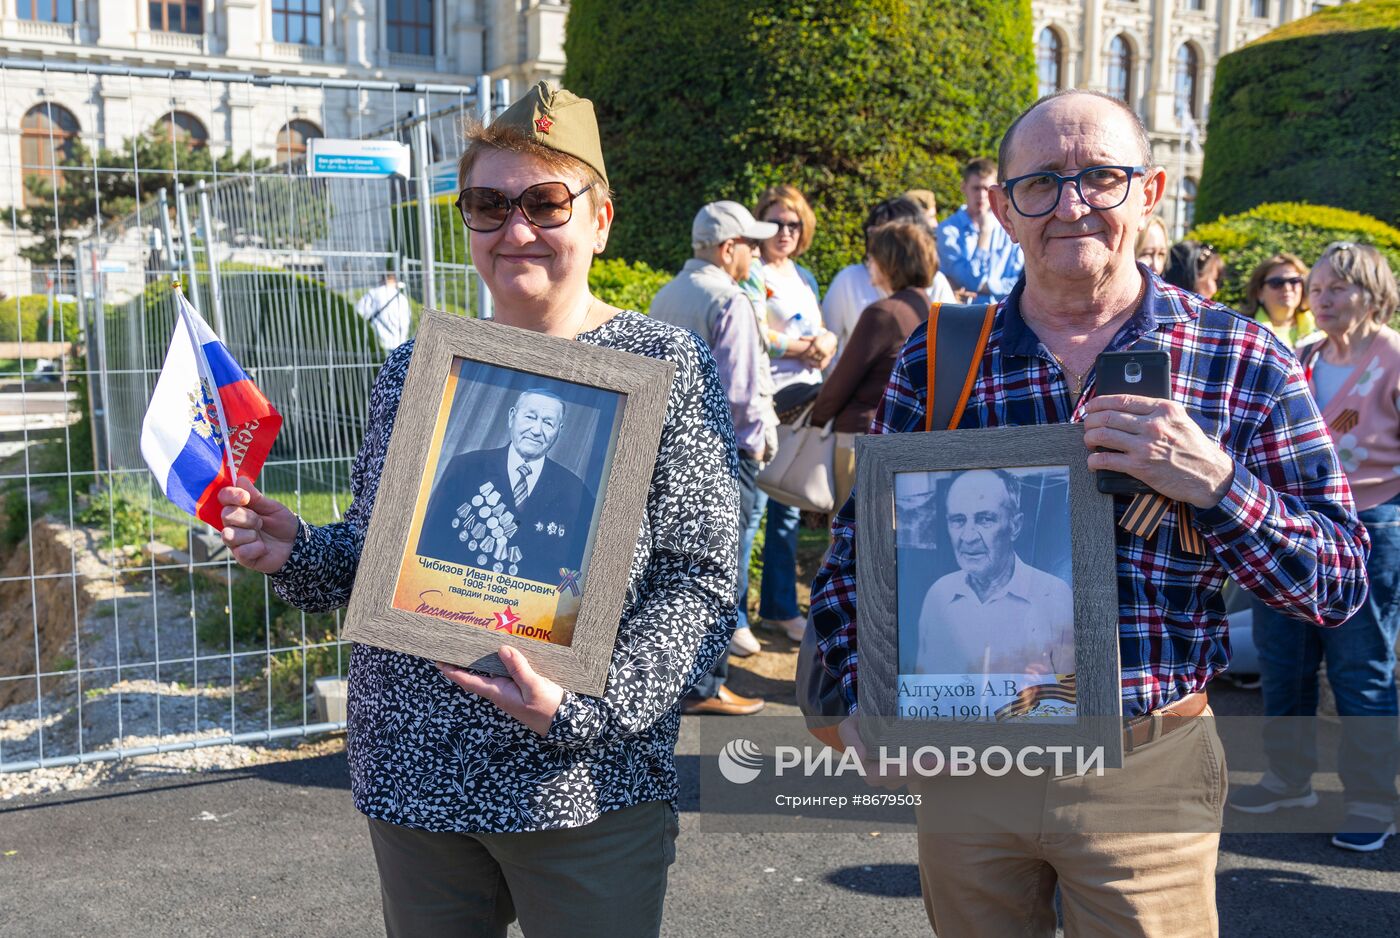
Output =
[{"x1": 649, "y1": 201, "x2": 778, "y2": 712}]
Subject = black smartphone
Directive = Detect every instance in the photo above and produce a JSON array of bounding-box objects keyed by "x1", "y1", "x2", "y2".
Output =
[{"x1": 1093, "y1": 350, "x2": 1172, "y2": 495}]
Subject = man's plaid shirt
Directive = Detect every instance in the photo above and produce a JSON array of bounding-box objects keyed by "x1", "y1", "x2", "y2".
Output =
[{"x1": 809, "y1": 270, "x2": 1371, "y2": 719}]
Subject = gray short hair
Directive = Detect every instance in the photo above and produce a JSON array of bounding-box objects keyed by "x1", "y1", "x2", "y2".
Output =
[
  {"x1": 997, "y1": 90, "x2": 1154, "y2": 181},
  {"x1": 1311, "y1": 242, "x2": 1400, "y2": 323},
  {"x1": 947, "y1": 468, "x2": 1022, "y2": 515}
]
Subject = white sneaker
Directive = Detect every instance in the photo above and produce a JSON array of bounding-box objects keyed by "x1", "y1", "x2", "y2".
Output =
[
  {"x1": 729, "y1": 626, "x2": 761, "y2": 657},
  {"x1": 764, "y1": 616, "x2": 807, "y2": 642}
]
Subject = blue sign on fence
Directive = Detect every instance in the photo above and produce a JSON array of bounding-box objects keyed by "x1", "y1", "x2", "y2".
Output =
[{"x1": 306, "y1": 139, "x2": 411, "y2": 178}]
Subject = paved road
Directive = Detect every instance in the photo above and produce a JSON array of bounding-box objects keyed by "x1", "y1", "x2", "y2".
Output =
[{"x1": 1, "y1": 685, "x2": 1397, "y2": 937}]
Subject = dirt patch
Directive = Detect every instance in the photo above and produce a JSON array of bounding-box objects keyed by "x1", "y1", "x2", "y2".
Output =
[{"x1": 0, "y1": 521, "x2": 98, "y2": 709}]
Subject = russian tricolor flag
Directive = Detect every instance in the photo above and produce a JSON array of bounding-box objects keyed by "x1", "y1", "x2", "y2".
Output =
[{"x1": 140, "y1": 288, "x2": 282, "y2": 529}]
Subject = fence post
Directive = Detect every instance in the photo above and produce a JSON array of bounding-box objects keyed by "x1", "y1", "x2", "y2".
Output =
[
  {"x1": 195, "y1": 180, "x2": 227, "y2": 337},
  {"x1": 82, "y1": 239, "x2": 113, "y2": 475},
  {"x1": 413, "y1": 95, "x2": 437, "y2": 312},
  {"x1": 156, "y1": 187, "x2": 177, "y2": 278},
  {"x1": 475, "y1": 75, "x2": 494, "y2": 320},
  {"x1": 494, "y1": 78, "x2": 511, "y2": 118},
  {"x1": 174, "y1": 183, "x2": 203, "y2": 316}
]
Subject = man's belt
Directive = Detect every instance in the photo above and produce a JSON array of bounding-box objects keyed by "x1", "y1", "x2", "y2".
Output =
[{"x1": 1123, "y1": 690, "x2": 1209, "y2": 753}]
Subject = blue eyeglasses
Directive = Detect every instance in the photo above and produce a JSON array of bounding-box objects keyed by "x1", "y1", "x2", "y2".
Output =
[{"x1": 1000, "y1": 165, "x2": 1148, "y2": 218}]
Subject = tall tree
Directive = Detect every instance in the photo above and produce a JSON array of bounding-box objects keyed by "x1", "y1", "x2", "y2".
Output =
[
  {"x1": 1197, "y1": 0, "x2": 1400, "y2": 226},
  {"x1": 6, "y1": 126, "x2": 263, "y2": 269},
  {"x1": 564, "y1": 0, "x2": 1036, "y2": 285}
]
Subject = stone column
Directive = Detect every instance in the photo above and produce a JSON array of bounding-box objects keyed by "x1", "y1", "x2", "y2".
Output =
[
  {"x1": 223, "y1": 0, "x2": 260, "y2": 59},
  {"x1": 451, "y1": 1, "x2": 486, "y2": 77},
  {"x1": 1149, "y1": 0, "x2": 1177, "y2": 129},
  {"x1": 97, "y1": 0, "x2": 138, "y2": 47},
  {"x1": 1219, "y1": 0, "x2": 1242, "y2": 59},
  {"x1": 1081, "y1": 0, "x2": 1105, "y2": 93},
  {"x1": 342, "y1": 0, "x2": 371, "y2": 69}
]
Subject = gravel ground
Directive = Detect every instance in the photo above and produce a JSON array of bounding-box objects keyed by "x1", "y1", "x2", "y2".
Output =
[{"x1": 0, "y1": 526, "x2": 337, "y2": 797}]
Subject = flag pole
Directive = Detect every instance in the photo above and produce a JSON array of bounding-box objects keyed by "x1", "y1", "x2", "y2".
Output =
[{"x1": 172, "y1": 279, "x2": 241, "y2": 498}]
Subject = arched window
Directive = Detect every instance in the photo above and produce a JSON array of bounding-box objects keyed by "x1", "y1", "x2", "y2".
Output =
[
  {"x1": 1037, "y1": 28, "x2": 1064, "y2": 98},
  {"x1": 19, "y1": 1, "x2": 75, "y2": 21},
  {"x1": 387, "y1": 0, "x2": 434, "y2": 56},
  {"x1": 155, "y1": 111, "x2": 209, "y2": 150},
  {"x1": 1107, "y1": 35, "x2": 1133, "y2": 104},
  {"x1": 273, "y1": 0, "x2": 322, "y2": 45},
  {"x1": 1173, "y1": 45, "x2": 1200, "y2": 120},
  {"x1": 1252, "y1": 0, "x2": 1270, "y2": 17},
  {"x1": 150, "y1": 0, "x2": 203, "y2": 33},
  {"x1": 276, "y1": 119, "x2": 322, "y2": 164},
  {"x1": 21, "y1": 103, "x2": 80, "y2": 206}
]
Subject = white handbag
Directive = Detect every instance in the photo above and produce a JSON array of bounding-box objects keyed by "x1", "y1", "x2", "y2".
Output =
[{"x1": 756, "y1": 403, "x2": 836, "y2": 513}]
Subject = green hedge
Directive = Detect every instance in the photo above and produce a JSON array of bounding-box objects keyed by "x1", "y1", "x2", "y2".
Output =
[
  {"x1": 1196, "y1": 0, "x2": 1400, "y2": 226},
  {"x1": 0, "y1": 295, "x2": 81, "y2": 344},
  {"x1": 588, "y1": 257, "x2": 673, "y2": 312},
  {"x1": 1186, "y1": 201, "x2": 1400, "y2": 312},
  {"x1": 565, "y1": 0, "x2": 1035, "y2": 288}
]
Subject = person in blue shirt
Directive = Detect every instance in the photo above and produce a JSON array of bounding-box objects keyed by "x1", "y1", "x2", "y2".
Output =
[{"x1": 937, "y1": 157, "x2": 1025, "y2": 304}]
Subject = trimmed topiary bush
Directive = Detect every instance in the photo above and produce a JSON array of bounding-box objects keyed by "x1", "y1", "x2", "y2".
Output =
[
  {"x1": 1186, "y1": 201, "x2": 1400, "y2": 313},
  {"x1": 588, "y1": 257, "x2": 673, "y2": 312},
  {"x1": 1196, "y1": 0, "x2": 1400, "y2": 227},
  {"x1": 565, "y1": 0, "x2": 1035, "y2": 288}
]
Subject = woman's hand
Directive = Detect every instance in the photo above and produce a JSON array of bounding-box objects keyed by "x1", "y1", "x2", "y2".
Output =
[
  {"x1": 437, "y1": 646, "x2": 564, "y2": 736},
  {"x1": 218, "y1": 476, "x2": 300, "y2": 574},
  {"x1": 800, "y1": 331, "x2": 837, "y2": 370}
]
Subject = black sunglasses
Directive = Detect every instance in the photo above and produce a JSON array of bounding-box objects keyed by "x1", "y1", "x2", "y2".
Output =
[
  {"x1": 456, "y1": 181, "x2": 593, "y2": 232},
  {"x1": 1263, "y1": 276, "x2": 1304, "y2": 289},
  {"x1": 770, "y1": 220, "x2": 802, "y2": 234}
]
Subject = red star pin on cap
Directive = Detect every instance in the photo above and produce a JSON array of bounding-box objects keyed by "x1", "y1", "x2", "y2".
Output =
[{"x1": 534, "y1": 115, "x2": 553, "y2": 134}]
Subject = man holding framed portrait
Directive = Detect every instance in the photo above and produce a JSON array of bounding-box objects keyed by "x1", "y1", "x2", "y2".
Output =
[{"x1": 809, "y1": 89, "x2": 1370, "y2": 937}]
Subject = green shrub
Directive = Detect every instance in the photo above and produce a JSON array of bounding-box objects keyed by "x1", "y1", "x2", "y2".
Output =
[
  {"x1": 1186, "y1": 201, "x2": 1400, "y2": 312},
  {"x1": 0, "y1": 295, "x2": 81, "y2": 344},
  {"x1": 565, "y1": 0, "x2": 1035, "y2": 288},
  {"x1": 1196, "y1": 0, "x2": 1400, "y2": 226},
  {"x1": 77, "y1": 476, "x2": 151, "y2": 552},
  {"x1": 588, "y1": 257, "x2": 673, "y2": 312}
]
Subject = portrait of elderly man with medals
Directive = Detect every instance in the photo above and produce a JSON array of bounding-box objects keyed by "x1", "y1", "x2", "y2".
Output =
[{"x1": 415, "y1": 386, "x2": 594, "y2": 584}]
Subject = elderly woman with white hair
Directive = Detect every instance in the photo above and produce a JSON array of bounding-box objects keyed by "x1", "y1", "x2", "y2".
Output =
[{"x1": 1230, "y1": 241, "x2": 1400, "y2": 853}]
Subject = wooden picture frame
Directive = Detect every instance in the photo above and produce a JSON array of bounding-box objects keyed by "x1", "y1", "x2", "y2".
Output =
[
  {"x1": 854, "y1": 424, "x2": 1123, "y2": 767},
  {"x1": 343, "y1": 309, "x2": 675, "y2": 696}
]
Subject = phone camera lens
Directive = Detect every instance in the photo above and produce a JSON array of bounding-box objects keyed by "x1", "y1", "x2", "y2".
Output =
[{"x1": 1125, "y1": 362, "x2": 1143, "y2": 384}]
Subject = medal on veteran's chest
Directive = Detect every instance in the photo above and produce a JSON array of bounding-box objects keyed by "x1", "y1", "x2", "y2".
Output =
[{"x1": 452, "y1": 481, "x2": 522, "y2": 571}]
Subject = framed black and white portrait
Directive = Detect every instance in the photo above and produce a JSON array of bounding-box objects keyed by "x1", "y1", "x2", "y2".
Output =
[
  {"x1": 344, "y1": 310, "x2": 675, "y2": 696},
  {"x1": 855, "y1": 425, "x2": 1123, "y2": 764}
]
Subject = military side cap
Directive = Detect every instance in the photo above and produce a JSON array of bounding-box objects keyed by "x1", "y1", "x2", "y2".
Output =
[{"x1": 493, "y1": 81, "x2": 608, "y2": 186}]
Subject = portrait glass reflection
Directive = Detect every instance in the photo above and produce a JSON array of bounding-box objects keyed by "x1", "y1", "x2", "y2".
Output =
[
  {"x1": 391, "y1": 356, "x2": 623, "y2": 648},
  {"x1": 895, "y1": 466, "x2": 1078, "y2": 723}
]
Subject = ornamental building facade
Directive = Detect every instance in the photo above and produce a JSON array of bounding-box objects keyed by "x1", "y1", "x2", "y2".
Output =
[{"x1": 0, "y1": 0, "x2": 1356, "y2": 293}]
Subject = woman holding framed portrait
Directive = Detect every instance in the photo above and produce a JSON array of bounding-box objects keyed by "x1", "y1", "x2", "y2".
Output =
[{"x1": 215, "y1": 83, "x2": 741, "y2": 936}]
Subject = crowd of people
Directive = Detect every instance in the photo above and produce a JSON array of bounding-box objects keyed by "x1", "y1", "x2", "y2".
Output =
[{"x1": 220, "y1": 79, "x2": 1397, "y2": 937}]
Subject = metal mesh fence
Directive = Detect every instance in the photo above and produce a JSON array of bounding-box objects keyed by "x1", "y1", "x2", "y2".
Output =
[{"x1": 0, "y1": 61, "x2": 493, "y2": 773}]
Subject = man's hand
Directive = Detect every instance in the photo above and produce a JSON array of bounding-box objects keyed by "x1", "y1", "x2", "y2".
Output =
[
  {"x1": 437, "y1": 645, "x2": 564, "y2": 736},
  {"x1": 954, "y1": 288, "x2": 978, "y2": 304},
  {"x1": 218, "y1": 476, "x2": 300, "y2": 574},
  {"x1": 1082, "y1": 394, "x2": 1236, "y2": 509},
  {"x1": 838, "y1": 715, "x2": 906, "y2": 790}
]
